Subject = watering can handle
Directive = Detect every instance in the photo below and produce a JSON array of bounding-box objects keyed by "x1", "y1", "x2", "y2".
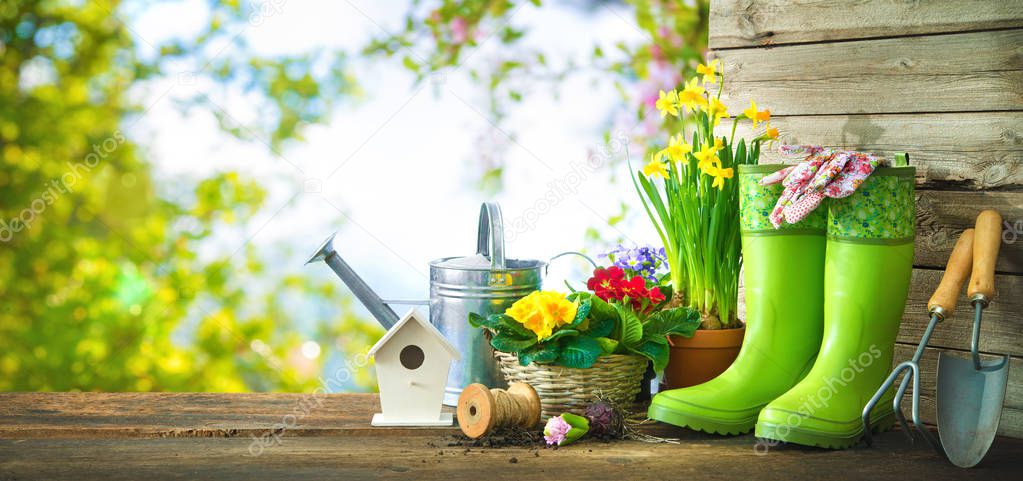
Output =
[{"x1": 476, "y1": 202, "x2": 506, "y2": 270}]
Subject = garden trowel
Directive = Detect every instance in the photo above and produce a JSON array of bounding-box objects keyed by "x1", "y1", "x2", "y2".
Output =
[{"x1": 937, "y1": 209, "x2": 1010, "y2": 468}]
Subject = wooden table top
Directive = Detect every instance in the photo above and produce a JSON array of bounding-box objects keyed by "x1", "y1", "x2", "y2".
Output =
[{"x1": 0, "y1": 393, "x2": 1020, "y2": 480}]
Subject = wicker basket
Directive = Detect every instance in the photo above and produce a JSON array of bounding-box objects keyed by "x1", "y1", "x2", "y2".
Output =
[{"x1": 494, "y1": 351, "x2": 647, "y2": 420}]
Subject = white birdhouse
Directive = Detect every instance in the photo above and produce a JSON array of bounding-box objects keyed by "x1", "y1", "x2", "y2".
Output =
[{"x1": 369, "y1": 308, "x2": 461, "y2": 426}]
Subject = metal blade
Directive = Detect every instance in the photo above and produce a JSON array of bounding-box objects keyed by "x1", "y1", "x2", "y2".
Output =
[{"x1": 936, "y1": 351, "x2": 1010, "y2": 468}]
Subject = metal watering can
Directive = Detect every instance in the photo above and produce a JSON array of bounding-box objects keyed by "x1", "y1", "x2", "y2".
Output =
[{"x1": 308, "y1": 202, "x2": 587, "y2": 405}]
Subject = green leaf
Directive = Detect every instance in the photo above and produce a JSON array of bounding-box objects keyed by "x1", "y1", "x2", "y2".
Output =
[
  {"x1": 561, "y1": 412, "x2": 590, "y2": 430},
  {"x1": 490, "y1": 332, "x2": 537, "y2": 353},
  {"x1": 645, "y1": 307, "x2": 701, "y2": 339},
  {"x1": 468, "y1": 312, "x2": 503, "y2": 330},
  {"x1": 630, "y1": 340, "x2": 670, "y2": 372},
  {"x1": 614, "y1": 303, "x2": 644, "y2": 347},
  {"x1": 595, "y1": 337, "x2": 619, "y2": 355},
  {"x1": 557, "y1": 336, "x2": 602, "y2": 369},
  {"x1": 518, "y1": 342, "x2": 560, "y2": 366},
  {"x1": 568, "y1": 298, "x2": 591, "y2": 328},
  {"x1": 495, "y1": 315, "x2": 535, "y2": 339},
  {"x1": 641, "y1": 331, "x2": 669, "y2": 345},
  {"x1": 542, "y1": 329, "x2": 579, "y2": 343},
  {"x1": 552, "y1": 413, "x2": 590, "y2": 446},
  {"x1": 401, "y1": 55, "x2": 420, "y2": 73},
  {"x1": 586, "y1": 314, "x2": 615, "y2": 338},
  {"x1": 589, "y1": 296, "x2": 618, "y2": 323},
  {"x1": 468, "y1": 312, "x2": 487, "y2": 328}
]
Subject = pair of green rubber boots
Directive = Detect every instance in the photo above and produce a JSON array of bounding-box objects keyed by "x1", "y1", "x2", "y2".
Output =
[{"x1": 648, "y1": 163, "x2": 916, "y2": 449}]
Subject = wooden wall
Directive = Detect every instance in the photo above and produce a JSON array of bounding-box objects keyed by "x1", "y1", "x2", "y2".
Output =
[{"x1": 712, "y1": 0, "x2": 1023, "y2": 437}]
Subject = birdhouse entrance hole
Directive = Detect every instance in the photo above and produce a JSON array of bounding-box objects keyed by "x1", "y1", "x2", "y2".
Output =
[{"x1": 400, "y1": 345, "x2": 424, "y2": 370}]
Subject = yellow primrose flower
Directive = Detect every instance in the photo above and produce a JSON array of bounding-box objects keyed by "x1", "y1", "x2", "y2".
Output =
[
  {"x1": 743, "y1": 100, "x2": 771, "y2": 128},
  {"x1": 696, "y1": 59, "x2": 720, "y2": 84},
  {"x1": 655, "y1": 134, "x2": 693, "y2": 163},
  {"x1": 706, "y1": 161, "x2": 735, "y2": 190},
  {"x1": 505, "y1": 290, "x2": 577, "y2": 340},
  {"x1": 677, "y1": 77, "x2": 707, "y2": 111},
  {"x1": 692, "y1": 143, "x2": 721, "y2": 172},
  {"x1": 655, "y1": 89, "x2": 679, "y2": 118},
  {"x1": 538, "y1": 291, "x2": 576, "y2": 321},
  {"x1": 643, "y1": 158, "x2": 670, "y2": 179},
  {"x1": 707, "y1": 98, "x2": 729, "y2": 127}
]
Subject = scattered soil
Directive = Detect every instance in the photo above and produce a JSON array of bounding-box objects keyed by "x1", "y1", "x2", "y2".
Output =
[{"x1": 445, "y1": 427, "x2": 544, "y2": 449}]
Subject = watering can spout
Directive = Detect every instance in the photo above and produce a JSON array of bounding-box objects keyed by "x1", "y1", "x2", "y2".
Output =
[{"x1": 306, "y1": 233, "x2": 400, "y2": 329}]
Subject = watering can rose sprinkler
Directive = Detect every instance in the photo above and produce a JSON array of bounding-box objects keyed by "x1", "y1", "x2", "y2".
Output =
[{"x1": 306, "y1": 202, "x2": 595, "y2": 405}]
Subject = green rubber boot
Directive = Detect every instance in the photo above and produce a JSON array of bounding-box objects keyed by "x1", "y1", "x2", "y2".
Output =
[
  {"x1": 755, "y1": 166, "x2": 916, "y2": 449},
  {"x1": 648, "y1": 164, "x2": 827, "y2": 434}
]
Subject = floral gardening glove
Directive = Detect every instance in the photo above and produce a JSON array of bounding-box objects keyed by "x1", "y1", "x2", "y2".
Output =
[{"x1": 759, "y1": 145, "x2": 882, "y2": 228}]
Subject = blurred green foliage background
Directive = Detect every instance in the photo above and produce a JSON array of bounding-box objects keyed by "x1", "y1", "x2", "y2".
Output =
[{"x1": 0, "y1": 0, "x2": 706, "y2": 393}]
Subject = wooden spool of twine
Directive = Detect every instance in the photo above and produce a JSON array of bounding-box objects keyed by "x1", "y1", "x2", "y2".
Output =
[{"x1": 457, "y1": 382, "x2": 542, "y2": 439}]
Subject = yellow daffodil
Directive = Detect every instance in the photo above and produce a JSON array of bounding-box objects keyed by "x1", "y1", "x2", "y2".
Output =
[
  {"x1": 696, "y1": 59, "x2": 720, "y2": 84},
  {"x1": 706, "y1": 161, "x2": 735, "y2": 190},
  {"x1": 677, "y1": 77, "x2": 707, "y2": 111},
  {"x1": 707, "y1": 98, "x2": 729, "y2": 127},
  {"x1": 743, "y1": 100, "x2": 771, "y2": 128},
  {"x1": 692, "y1": 143, "x2": 721, "y2": 172},
  {"x1": 506, "y1": 290, "x2": 577, "y2": 340},
  {"x1": 655, "y1": 134, "x2": 692, "y2": 163},
  {"x1": 655, "y1": 89, "x2": 679, "y2": 118},
  {"x1": 764, "y1": 122, "x2": 779, "y2": 140},
  {"x1": 643, "y1": 158, "x2": 670, "y2": 179}
]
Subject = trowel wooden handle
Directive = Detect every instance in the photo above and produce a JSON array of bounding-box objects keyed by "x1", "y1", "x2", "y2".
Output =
[
  {"x1": 928, "y1": 228, "x2": 974, "y2": 317},
  {"x1": 968, "y1": 209, "x2": 1003, "y2": 303}
]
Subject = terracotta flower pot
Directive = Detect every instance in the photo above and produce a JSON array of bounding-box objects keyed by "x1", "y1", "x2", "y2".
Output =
[{"x1": 660, "y1": 326, "x2": 745, "y2": 390}]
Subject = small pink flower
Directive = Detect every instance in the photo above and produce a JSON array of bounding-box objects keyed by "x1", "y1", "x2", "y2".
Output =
[
  {"x1": 543, "y1": 416, "x2": 571, "y2": 446},
  {"x1": 450, "y1": 17, "x2": 468, "y2": 44},
  {"x1": 642, "y1": 92, "x2": 659, "y2": 109},
  {"x1": 650, "y1": 43, "x2": 664, "y2": 61}
]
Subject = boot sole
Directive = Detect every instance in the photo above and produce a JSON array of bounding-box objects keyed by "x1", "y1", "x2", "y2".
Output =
[
  {"x1": 754, "y1": 410, "x2": 895, "y2": 449},
  {"x1": 648, "y1": 402, "x2": 759, "y2": 435}
]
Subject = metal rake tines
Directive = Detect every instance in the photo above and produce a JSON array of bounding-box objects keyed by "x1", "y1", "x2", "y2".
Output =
[{"x1": 862, "y1": 313, "x2": 941, "y2": 452}]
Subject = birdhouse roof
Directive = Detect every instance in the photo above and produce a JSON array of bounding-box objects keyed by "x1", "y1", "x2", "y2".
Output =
[{"x1": 368, "y1": 308, "x2": 461, "y2": 361}]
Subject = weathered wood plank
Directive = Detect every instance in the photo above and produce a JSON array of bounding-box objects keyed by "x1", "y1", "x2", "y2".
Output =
[
  {"x1": 900, "y1": 270, "x2": 1023, "y2": 356},
  {"x1": 0, "y1": 392, "x2": 672, "y2": 441},
  {"x1": 914, "y1": 190, "x2": 1023, "y2": 273},
  {"x1": 727, "y1": 112, "x2": 1023, "y2": 189},
  {"x1": 713, "y1": 29, "x2": 1023, "y2": 116},
  {"x1": 710, "y1": 0, "x2": 1023, "y2": 49},
  {"x1": 0, "y1": 392, "x2": 431, "y2": 439},
  {"x1": 894, "y1": 345, "x2": 1022, "y2": 438},
  {"x1": 1, "y1": 428, "x2": 1021, "y2": 480},
  {"x1": 3, "y1": 392, "x2": 1019, "y2": 479}
]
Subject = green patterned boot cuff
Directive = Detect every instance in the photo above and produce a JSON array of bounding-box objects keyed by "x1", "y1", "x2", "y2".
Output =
[
  {"x1": 738, "y1": 164, "x2": 827, "y2": 235},
  {"x1": 827, "y1": 167, "x2": 916, "y2": 244}
]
